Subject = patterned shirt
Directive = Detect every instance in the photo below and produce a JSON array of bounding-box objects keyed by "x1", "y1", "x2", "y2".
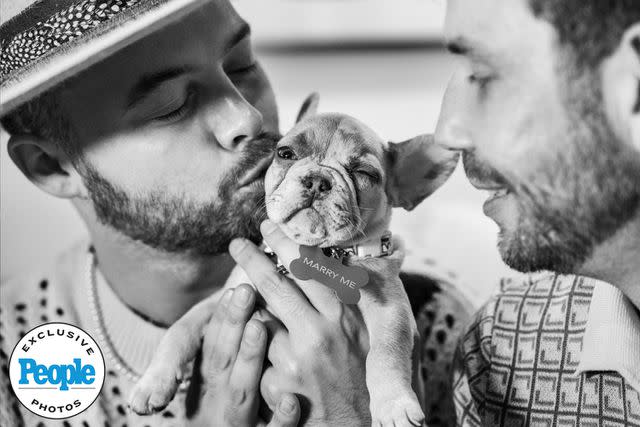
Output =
[
  {"x1": 453, "y1": 273, "x2": 640, "y2": 426},
  {"x1": 0, "y1": 239, "x2": 474, "y2": 426}
]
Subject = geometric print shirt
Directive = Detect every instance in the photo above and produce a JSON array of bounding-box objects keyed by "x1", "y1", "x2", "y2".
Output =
[{"x1": 453, "y1": 273, "x2": 640, "y2": 426}]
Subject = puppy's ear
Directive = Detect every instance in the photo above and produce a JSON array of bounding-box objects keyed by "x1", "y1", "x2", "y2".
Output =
[
  {"x1": 386, "y1": 135, "x2": 459, "y2": 211},
  {"x1": 296, "y1": 92, "x2": 320, "y2": 123}
]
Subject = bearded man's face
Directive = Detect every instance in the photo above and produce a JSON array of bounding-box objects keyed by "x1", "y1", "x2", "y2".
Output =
[
  {"x1": 436, "y1": 0, "x2": 640, "y2": 273},
  {"x1": 58, "y1": 1, "x2": 280, "y2": 255},
  {"x1": 81, "y1": 136, "x2": 276, "y2": 255}
]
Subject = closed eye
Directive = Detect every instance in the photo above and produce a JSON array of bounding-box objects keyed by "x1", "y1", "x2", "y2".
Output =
[
  {"x1": 227, "y1": 62, "x2": 257, "y2": 77},
  {"x1": 355, "y1": 169, "x2": 381, "y2": 184},
  {"x1": 344, "y1": 158, "x2": 382, "y2": 185},
  {"x1": 154, "y1": 88, "x2": 196, "y2": 123}
]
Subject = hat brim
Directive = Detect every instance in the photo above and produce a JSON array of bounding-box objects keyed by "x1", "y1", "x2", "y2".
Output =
[{"x1": 0, "y1": 0, "x2": 210, "y2": 115}]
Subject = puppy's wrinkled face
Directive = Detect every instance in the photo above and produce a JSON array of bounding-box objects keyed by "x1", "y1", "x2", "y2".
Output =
[{"x1": 265, "y1": 114, "x2": 391, "y2": 247}]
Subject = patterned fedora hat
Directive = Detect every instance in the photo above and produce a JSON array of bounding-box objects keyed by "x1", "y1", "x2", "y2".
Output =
[{"x1": 0, "y1": 0, "x2": 210, "y2": 115}]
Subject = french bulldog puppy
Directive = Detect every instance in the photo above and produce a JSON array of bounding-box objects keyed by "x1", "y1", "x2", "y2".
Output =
[
  {"x1": 128, "y1": 94, "x2": 459, "y2": 427},
  {"x1": 267, "y1": 93, "x2": 457, "y2": 247},
  {"x1": 264, "y1": 94, "x2": 459, "y2": 426}
]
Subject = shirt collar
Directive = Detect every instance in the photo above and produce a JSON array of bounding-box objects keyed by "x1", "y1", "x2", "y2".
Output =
[{"x1": 577, "y1": 279, "x2": 640, "y2": 391}]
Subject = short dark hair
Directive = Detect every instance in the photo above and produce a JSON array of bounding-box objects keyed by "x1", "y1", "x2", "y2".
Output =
[
  {"x1": 530, "y1": 0, "x2": 640, "y2": 69},
  {"x1": 1, "y1": 86, "x2": 78, "y2": 160}
]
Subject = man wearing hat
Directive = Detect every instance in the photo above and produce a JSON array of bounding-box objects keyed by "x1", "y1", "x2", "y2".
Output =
[
  {"x1": 0, "y1": 0, "x2": 472, "y2": 425},
  {"x1": 0, "y1": 0, "x2": 337, "y2": 424}
]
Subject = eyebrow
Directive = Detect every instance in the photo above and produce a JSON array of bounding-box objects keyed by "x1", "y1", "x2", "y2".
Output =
[
  {"x1": 346, "y1": 146, "x2": 372, "y2": 160},
  {"x1": 125, "y1": 23, "x2": 252, "y2": 109},
  {"x1": 222, "y1": 21, "x2": 251, "y2": 56},
  {"x1": 346, "y1": 156, "x2": 375, "y2": 169}
]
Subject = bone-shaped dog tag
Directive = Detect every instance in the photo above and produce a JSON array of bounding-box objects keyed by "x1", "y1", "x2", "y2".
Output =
[{"x1": 289, "y1": 246, "x2": 369, "y2": 304}]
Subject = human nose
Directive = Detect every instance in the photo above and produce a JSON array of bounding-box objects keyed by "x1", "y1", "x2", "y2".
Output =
[
  {"x1": 202, "y1": 86, "x2": 264, "y2": 151},
  {"x1": 434, "y1": 70, "x2": 474, "y2": 151}
]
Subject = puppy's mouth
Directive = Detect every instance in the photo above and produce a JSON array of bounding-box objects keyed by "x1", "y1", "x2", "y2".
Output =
[
  {"x1": 267, "y1": 196, "x2": 359, "y2": 247},
  {"x1": 274, "y1": 197, "x2": 314, "y2": 223},
  {"x1": 266, "y1": 164, "x2": 364, "y2": 247},
  {"x1": 281, "y1": 207, "x2": 329, "y2": 246}
]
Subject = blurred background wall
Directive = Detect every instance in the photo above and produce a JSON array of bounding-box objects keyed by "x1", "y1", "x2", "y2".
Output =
[{"x1": 1, "y1": 0, "x2": 516, "y2": 302}]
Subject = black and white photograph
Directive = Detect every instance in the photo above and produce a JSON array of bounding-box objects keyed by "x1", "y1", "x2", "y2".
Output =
[{"x1": 1, "y1": 0, "x2": 639, "y2": 426}]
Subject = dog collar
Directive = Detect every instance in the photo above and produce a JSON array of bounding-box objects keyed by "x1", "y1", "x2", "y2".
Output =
[
  {"x1": 263, "y1": 231, "x2": 393, "y2": 276},
  {"x1": 328, "y1": 231, "x2": 393, "y2": 259}
]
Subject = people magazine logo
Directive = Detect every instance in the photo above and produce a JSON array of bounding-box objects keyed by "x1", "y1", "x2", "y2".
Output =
[{"x1": 9, "y1": 322, "x2": 105, "y2": 419}]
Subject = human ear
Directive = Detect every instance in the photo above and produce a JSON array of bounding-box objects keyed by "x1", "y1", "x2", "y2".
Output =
[
  {"x1": 601, "y1": 23, "x2": 640, "y2": 152},
  {"x1": 295, "y1": 92, "x2": 320, "y2": 123},
  {"x1": 385, "y1": 134, "x2": 459, "y2": 211},
  {"x1": 7, "y1": 134, "x2": 86, "y2": 199}
]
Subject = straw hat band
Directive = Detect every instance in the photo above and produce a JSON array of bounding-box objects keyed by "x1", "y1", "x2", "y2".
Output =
[
  {"x1": 1, "y1": 0, "x2": 141, "y2": 82},
  {"x1": 0, "y1": 0, "x2": 208, "y2": 114}
]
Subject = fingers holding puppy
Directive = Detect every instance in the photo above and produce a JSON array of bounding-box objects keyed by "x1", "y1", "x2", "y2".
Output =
[
  {"x1": 229, "y1": 220, "x2": 343, "y2": 320},
  {"x1": 129, "y1": 290, "x2": 228, "y2": 414},
  {"x1": 129, "y1": 284, "x2": 264, "y2": 419},
  {"x1": 203, "y1": 284, "x2": 256, "y2": 384},
  {"x1": 229, "y1": 235, "x2": 320, "y2": 328},
  {"x1": 199, "y1": 318, "x2": 267, "y2": 426},
  {"x1": 198, "y1": 284, "x2": 291, "y2": 426},
  {"x1": 266, "y1": 393, "x2": 301, "y2": 427}
]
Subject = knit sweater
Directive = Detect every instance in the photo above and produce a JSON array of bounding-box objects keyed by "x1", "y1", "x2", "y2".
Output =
[
  {"x1": 453, "y1": 273, "x2": 640, "y2": 427},
  {"x1": 1, "y1": 239, "x2": 474, "y2": 427},
  {"x1": 0, "y1": 240, "x2": 198, "y2": 427}
]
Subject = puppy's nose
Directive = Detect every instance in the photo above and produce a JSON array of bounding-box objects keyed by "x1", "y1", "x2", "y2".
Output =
[{"x1": 301, "y1": 173, "x2": 333, "y2": 195}]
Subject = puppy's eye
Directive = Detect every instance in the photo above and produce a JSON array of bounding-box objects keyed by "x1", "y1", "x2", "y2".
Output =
[
  {"x1": 277, "y1": 146, "x2": 298, "y2": 160},
  {"x1": 356, "y1": 169, "x2": 381, "y2": 184}
]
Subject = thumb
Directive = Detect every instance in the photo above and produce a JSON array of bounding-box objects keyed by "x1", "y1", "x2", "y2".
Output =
[{"x1": 267, "y1": 393, "x2": 301, "y2": 427}]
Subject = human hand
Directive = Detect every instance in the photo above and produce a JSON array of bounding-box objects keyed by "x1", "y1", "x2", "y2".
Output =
[
  {"x1": 130, "y1": 284, "x2": 301, "y2": 427},
  {"x1": 229, "y1": 220, "x2": 387, "y2": 426}
]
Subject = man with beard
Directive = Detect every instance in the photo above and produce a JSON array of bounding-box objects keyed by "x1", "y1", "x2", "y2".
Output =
[
  {"x1": 433, "y1": 0, "x2": 640, "y2": 425},
  {"x1": 0, "y1": 0, "x2": 319, "y2": 425},
  {"x1": 0, "y1": 0, "x2": 471, "y2": 425}
]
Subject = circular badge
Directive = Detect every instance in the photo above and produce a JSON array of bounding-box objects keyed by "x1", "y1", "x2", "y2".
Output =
[{"x1": 9, "y1": 322, "x2": 105, "y2": 419}]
